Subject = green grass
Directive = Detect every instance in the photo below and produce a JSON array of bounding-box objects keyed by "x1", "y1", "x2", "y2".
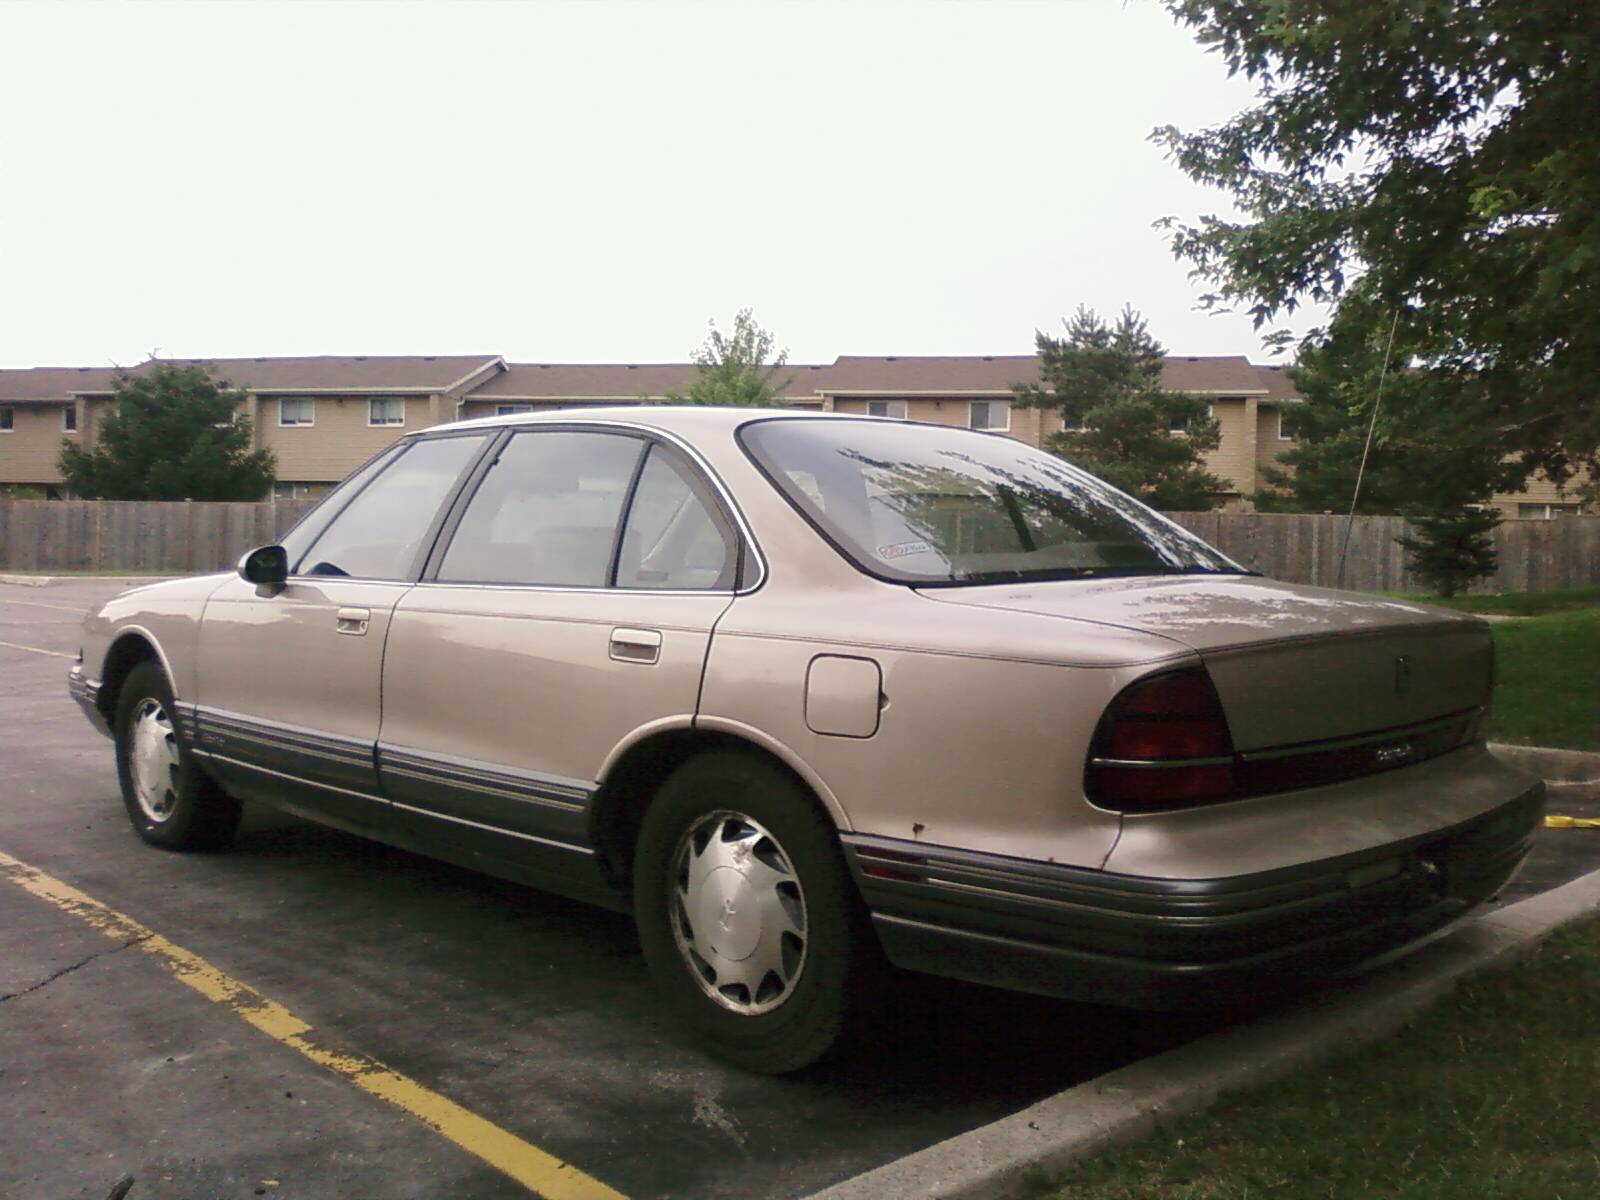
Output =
[
  {"x1": 1384, "y1": 586, "x2": 1600, "y2": 617},
  {"x1": 1046, "y1": 916, "x2": 1600, "y2": 1200},
  {"x1": 1486, "y1": 607, "x2": 1600, "y2": 751}
]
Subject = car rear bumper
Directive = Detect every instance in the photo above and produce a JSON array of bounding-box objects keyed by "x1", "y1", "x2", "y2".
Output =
[
  {"x1": 68, "y1": 667, "x2": 111, "y2": 738},
  {"x1": 841, "y1": 781, "x2": 1544, "y2": 1009}
]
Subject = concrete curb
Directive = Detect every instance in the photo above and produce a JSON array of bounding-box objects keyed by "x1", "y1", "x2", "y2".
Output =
[
  {"x1": 807, "y1": 866, "x2": 1600, "y2": 1200},
  {"x1": 1490, "y1": 742, "x2": 1600, "y2": 785},
  {"x1": 0, "y1": 574, "x2": 58, "y2": 587}
]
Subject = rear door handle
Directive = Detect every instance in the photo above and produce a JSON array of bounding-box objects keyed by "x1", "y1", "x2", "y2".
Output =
[
  {"x1": 336, "y1": 607, "x2": 371, "y2": 636},
  {"x1": 609, "y1": 627, "x2": 662, "y2": 664}
]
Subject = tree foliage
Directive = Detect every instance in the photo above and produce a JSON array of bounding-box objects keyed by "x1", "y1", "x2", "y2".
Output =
[
  {"x1": 1256, "y1": 290, "x2": 1520, "y2": 515},
  {"x1": 59, "y1": 363, "x2": 276, "y2": 500},
  {"x1": 1014, "y1": 305, "x2": 1229, "y2": 511},
  {"x1": 1155, "y1": 0, "x2": 1600, "y2": 497},
  {"x1": 1398, "y1": 504, "x2": 1501, "y2": 597},
  {"x1": 670, "y1": 309, "x2": 795, "y2": 407}
]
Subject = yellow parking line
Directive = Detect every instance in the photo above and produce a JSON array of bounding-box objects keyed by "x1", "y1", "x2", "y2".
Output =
[
  {"x1": 0, "y1": 849, "x2": 628, "y2": 1200},
  {"x1": 0, "y1": 639, "x2": 75, "y2": 659}
]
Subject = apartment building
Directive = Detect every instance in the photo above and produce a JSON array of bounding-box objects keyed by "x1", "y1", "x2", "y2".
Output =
[{"x1": 1, "y1": 353, "x2": 1584, "y2": 515}]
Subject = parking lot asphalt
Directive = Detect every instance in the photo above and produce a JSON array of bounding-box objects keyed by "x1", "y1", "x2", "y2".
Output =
[{"x1": 2, "y1": 578, "x2": 1594, "y2": 1200}]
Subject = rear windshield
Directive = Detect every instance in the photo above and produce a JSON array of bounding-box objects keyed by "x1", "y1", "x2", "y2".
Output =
[{"x1": 739, "y1": 418, "x2": 1243, "y2": 585}]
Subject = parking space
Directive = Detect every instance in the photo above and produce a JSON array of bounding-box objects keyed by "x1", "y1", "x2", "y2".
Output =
[{"x1": 2, "y1": 578, "x2": 1591, "y2": 1200}]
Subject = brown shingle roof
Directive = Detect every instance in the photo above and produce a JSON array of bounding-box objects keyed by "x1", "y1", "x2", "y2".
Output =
[
  {"x1": 1253, "y1": 362, "x2": 1305, "y2": 402},
  {"x1": 162, "y1": 355, "x2": 503, "y2": 393},
  {"x1": 0, "y1": 366, "x2": 120, "y2": 401},
  {"x1": 817, "y1": 354, "x2": 1280, "y2": 396},
  {"x1": 475, "y1": 362, "x2": 833, "y2": 401}
]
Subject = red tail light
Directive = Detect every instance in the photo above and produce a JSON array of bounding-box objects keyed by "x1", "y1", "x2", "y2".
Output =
[{"x1": 1085, "y1": 667, "x2": 1238, "y2": 813}]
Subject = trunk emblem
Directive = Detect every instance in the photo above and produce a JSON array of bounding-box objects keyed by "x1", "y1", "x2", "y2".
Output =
[
  {"x1": 1394, "y1": 655, "x2": 1411, "y2": 695},
  {"x1": 1376, "y1": 742, "x2": 1415, "y2": 766}
]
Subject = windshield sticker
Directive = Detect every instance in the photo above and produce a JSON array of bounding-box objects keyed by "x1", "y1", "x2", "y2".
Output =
[{"x1": 878, "y1": 540, "x2": 934, "y2": 560}]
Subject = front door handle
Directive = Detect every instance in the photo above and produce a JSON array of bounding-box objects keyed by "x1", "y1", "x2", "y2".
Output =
[
  {"x1": 336, "y1": 607, "x2": 371, "y2": 636},
  {"x1": 609, "y1": 627, "x2": 662, "y2": 664}
]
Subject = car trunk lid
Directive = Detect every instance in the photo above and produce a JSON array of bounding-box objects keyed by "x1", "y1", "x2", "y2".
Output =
[{"x1": 916, "y1": 575, "x2": 1492, "y2": 750}]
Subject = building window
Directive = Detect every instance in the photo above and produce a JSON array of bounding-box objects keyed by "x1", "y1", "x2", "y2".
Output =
[
  {"x1": 968, "y1": 400, "x2": 1010, "y2": 432},
  {"x1": 279, "y1": 397, "x2": 315, "y2": 427},
  {"x1": 1169, "y1": 403, "x2": 1215, "y2": 434},
  {"x1": 62, "y1": 406, "x2": 78, "y2": 432},
  {"x1": 1518, "y1": 503, "x2": 1580, "y2": 519},
  {"x1": 0, "y1": 406, "x2": 13, "y2": 432},
  {"x1": 369, "y1": 397, "x2": 405, "y2": 427},
  {"x1": 496, "y1": 404, "x2": 534, "y2": 416},
  {"x1": 1278, "y1": 410, "x2": 1295, "y2": 441},
  {"x1": 867, "y1": 400, "x2": 908, "y2": 419}
]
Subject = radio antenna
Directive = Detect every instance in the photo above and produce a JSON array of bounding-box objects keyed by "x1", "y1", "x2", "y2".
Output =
[{"x1": 1335, "y1": 309, "x2": 1402, "y2": 588}]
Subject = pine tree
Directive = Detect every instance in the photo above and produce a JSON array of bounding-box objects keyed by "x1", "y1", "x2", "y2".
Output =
[
  {"x1": 1014, "y1": 305, "x2": 1228, "y2": 511},
  {"x1": 58, "y1": 363, "x2": 276, "y2": 500}
]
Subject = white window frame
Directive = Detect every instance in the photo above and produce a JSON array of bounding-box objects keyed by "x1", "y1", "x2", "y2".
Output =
[
  {"x1": 496, "y1": 404, "x2": 534, "y2": 416},
  {"x1": 0, "y1": 406, "x2": 13, "y2": 432},
  {"x1": 1277, "y1": 410, "x2": 1294, "y2": 441},
  {"x1": 368, "y1": 397, "x2": 406, "y2": 427},
  {"x1": 279, "y1": 397, "x2": 315, "y2": 427},
  {"x1": 62, "y1": 406, "x2": 78, "y2": 432},
  {"x1": 866, "y1": 399, "x2": 908, "y2": 419},
  {"x1": 968, "y1": 399, "x2": 1011, "y2": 432}
]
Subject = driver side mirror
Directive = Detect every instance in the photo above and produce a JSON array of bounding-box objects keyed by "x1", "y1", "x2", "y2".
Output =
[{"x1": 238, "y1": 544, "x2": 288, "y2": 593}]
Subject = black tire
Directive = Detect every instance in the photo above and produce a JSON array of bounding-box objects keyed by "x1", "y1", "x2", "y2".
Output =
[
  {"x1": 114, "y1": 661, "x2": 241, "y2": 851},
  {"x1": 633, "y1": 750, "x2": 875, "y2": 1074}
]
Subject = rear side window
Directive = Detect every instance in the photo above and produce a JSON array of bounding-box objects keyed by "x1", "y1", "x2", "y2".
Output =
[
  {"x1": 616, "y1": 446, "x2": 736, "y2": 590},
  {"x1": 437, "y1": 430, "x2": 645, "y2": 586},
  {"x1": 294, "y1": 435, "x2": 488, "y2": 580}
]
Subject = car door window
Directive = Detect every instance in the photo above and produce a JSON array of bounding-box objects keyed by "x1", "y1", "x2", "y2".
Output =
[
  {"x1": 294, "y1": 434, "x2": 488, "y2": 580},
  {"x1": 616, "y1": 446, "x2": 736, "y2": 590},
  {"x1": 437, "y1": 430, "x2": 645, "y2": 587}
]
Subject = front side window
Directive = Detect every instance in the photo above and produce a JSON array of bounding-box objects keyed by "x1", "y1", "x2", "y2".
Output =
[
  {"x1": 0, "y1": 406, "x2": 12, "y2": 432},
  {"x1": 62, "y1": 406, "x2": 78, "y2": 432},
  {"x1": 293, "y1": 434, "x2": 487, "y2": 579},
  {"x1": 740, "y1": 418, "x2": 1241, "y2": 585},
  {"x1": 1277, "y1": 410, "x2": 1295, "y2": 441},
  {"x1": 616, "y1": 446, "x2": 736, "y2": 589},
  {"x1": 866, "y1": 400, "x2": 907, "y2": 419},
  {"x1": 437, "y1": 430, "x2": 644, "y2": 587},
  {"x1": 279, "y1": 397, "x2": 315, "y2": 426},
  {"x1": 968, "y1": 400, "x2": 1010, "y2": 431},
  {"x1": 369, "y1": 397, "x2": 405, "y2": 427}
]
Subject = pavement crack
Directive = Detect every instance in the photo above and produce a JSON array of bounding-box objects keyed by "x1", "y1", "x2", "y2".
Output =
[{"x1": 0, "y1": 935, "x2": 149, "y2": 1004}]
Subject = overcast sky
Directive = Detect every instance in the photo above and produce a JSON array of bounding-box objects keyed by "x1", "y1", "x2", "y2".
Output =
[{"x1": 0, "y1": 0, "x2": 1325, "y2": 370}]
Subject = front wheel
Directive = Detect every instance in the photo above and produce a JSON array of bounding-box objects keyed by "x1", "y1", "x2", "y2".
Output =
[
  {"x1": 633, "y1": 752, "x2": 874, "y2": 1074},
  {"x1": 114, "y1": 661, "x2": 241, "y2": 851}
]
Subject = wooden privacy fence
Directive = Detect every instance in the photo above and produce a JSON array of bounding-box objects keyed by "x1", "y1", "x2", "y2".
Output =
[
  {"x1": 1165, "y1": 511, "x2": 1600, "y2": 594},
  {"x1": 0, "y1": 499, "x2": 317, "y2": 574},
  {"x1": 1, "y1": 499, "x2": 1596, "y2": 593}
]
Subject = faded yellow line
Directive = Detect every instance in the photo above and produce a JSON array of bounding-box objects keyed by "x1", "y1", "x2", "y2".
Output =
[
  {"x1": 0, "y1": 639, "x2": 76, "y2": 659},
  {"x1": 0, "y1": 849, "x2": 627, "y2": 1200}
]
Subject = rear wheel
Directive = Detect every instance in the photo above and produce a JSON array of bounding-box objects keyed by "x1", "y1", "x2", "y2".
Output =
[
  {"x1": 114, "y1": 661, "x2": 241, "y2": 851},
  {"x1": 633, "y1": 751, "x2": 872, "y2": 1074}
]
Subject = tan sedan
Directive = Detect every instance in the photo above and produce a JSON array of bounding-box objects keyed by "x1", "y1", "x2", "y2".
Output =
[{"x1": 70, "y1": 408, "x2": 1543, "y2": 1072}]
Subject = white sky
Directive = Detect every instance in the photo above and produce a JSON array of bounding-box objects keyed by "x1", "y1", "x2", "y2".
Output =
[{"x1": 0, "y1": 0, "x2": 1325, "y2": 370}]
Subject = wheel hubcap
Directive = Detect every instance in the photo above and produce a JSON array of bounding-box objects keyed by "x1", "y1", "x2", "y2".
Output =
[
  {"x1": 670, "y1": 811, "x2": 807, "y2": 1015},
  {"x1": 129, "y1": 698, "x2": 181, "y2": 823}
]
